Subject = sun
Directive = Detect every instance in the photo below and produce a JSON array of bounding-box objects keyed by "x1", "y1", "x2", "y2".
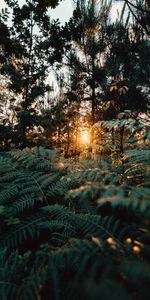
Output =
[{"x1": 81, "y1": 131, "x2": 90, "y2": 144}]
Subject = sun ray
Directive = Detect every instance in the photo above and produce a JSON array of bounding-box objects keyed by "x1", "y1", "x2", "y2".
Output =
[{"x1": 81, "y1": 131, "x2": 90, "y2": 144}]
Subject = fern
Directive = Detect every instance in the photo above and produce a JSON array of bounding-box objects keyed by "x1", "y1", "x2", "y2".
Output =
[
  {"x1": 122, "y1": 150, "x2": 150, "y2": 186},
  {"x1": 10, "y1": 194, "x2": 38, "y2": 214},
  {"x1": 0, "y1": 146, "x2": 150, "y2": 300},
  {"x1": 0, "y1": 213, "x2": 46, "y2": 250}
]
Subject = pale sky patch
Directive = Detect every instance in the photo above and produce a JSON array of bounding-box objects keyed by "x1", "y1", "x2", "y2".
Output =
[
  {"x1": 0, "y1": 0, "x2": 73, "y2": 24},
  {"x1": 0, "y1": 0, "x2": 123, "y2": 24}
]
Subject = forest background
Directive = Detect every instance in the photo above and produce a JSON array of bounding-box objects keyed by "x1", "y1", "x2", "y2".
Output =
[{"x1": 0, "y1": 0, "x2": 149, "y2": 154}]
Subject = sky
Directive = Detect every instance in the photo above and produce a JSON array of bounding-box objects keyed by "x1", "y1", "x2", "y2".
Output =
[
  {"x1": 0, "y1": 0, "x2": 123, "y2": 91},
  {"x1": 0, "y1": 0, "x2": 122, "y2": 24},
  {"x1": 0, "y1": 0, "x2": 73, "y2": 23}
]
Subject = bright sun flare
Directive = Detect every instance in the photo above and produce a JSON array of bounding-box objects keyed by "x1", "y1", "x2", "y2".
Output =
[{"x1": 81, "y1": 131, "x2": 90, "y2": 143}]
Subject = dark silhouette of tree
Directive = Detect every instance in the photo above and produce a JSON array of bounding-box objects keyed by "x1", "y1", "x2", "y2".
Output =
[
  {"x1": 104, "y1": 19, "x2": 150, "y2": 114},
  {"x1": 115, "y1": 0, "x2": 150, "y2": 35},
  {"x1": 0, "y1": 0, "x2": 68, "y2": 148}
]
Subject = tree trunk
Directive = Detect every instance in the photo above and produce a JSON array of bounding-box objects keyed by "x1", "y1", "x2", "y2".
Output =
[
  {"x1": 91, "y1": 53, "x2": 96, "y2": 143},
  {"x1": 21, "y1": 8, "x2": 34, "y2": 148},
  {"x1": 120, "y1": 126, "x2": 125, "y2": 153},
  {"x1": 111, "y1": 128, "x2": 115, "y2": 145},
  {"x1": 75, "y1": 105, "x2": 80, "y2": 159},
  {"x1": 22, "y1": 123, "x2": 27, "y2": 149},
  {"x1": 57, "y1": 124, "x2": 61, "y2": 148},
  {"x1": 66, "y1": 126, "x2": 70, "y2": 156}
]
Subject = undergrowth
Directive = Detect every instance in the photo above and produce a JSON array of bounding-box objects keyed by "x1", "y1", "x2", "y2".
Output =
[{"x1": 0, "y1": 141, "x2": 150, "y2": 300}]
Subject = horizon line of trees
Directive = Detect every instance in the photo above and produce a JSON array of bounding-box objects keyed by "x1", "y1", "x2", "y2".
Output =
[{"x1": 0, "y1": 0, "x2": 149, "y2": 153}]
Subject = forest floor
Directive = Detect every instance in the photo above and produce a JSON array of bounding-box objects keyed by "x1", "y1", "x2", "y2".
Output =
[{"x1": 0, "y1": 147, "x2": 149, "y2": 300}]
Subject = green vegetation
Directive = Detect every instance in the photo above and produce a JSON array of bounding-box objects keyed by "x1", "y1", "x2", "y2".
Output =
[
  {"x1": 0, "y1": 123, "x2": 149, "y2": 299},
  {"x1": 0, "y1": 0, "x2": 149, "y2": 299}
]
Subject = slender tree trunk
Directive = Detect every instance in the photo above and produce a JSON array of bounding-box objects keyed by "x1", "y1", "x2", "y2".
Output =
[
  {"x1": 120, "y1": 126, "x2": 125, "y2": 153},
  {"x1": 75, "y1": 104, "x2": 80, "y2": 159},
  {"x1": 91, "y1": 51, "x2": 96, "y2": 126},
  {"x1": 22, "y1": 7, "x2": 34, "y2": 148},
  {"x1": 66, "y1": 126, "x2": 70, "y2": 156},
  {"x1": 111, "y1": 128, "x2": 115, "y2": 145},
  {"x1": 91, "y1": 53, "x2": 96, "y2": 143},
  {"x1": 91, "y1": 88, "x2": 95, "y2": 126},
  {"x1": 57, "y1": 124, "x2": 61, "y2": 148},
  {"x1": 22, "y1": 123, "x2": 27, "y2": 149}
]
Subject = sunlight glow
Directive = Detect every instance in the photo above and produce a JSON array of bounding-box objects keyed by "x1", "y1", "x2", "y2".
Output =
[{"x1": 81, "y1": 131, "x2": 90, "y2": 144}]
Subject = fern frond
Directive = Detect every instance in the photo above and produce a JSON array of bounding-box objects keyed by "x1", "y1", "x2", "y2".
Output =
[
  {"x1": 46, "y1": 179, "x2": 71, "y2": 198},
  {"x1": 10, "y1": 194, "x2": 38, "y2": 214},
  {"x1": 0, "y1": 185, "x2": 19, "y2": 204},
  {"x1": 123, "y1": 150, "x2": 150, "y2": 185},
  {"x1": 0, "y1": 213, "x2": 45, "y2": 250}
]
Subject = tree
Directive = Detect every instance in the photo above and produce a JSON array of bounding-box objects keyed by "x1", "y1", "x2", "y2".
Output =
[
  {"x1": 115, "y1": 0, "x2": 150, "y2": 36},
  {"x1": 104, "y1": 17, "x2": 150, "y2": 114},
  {"x1": 64, "y1": 0, "x2": 112, "y2": 147},
  {"x1": 73, "y1": 0, "x2": 112, "y2": 126},
  {"x1": 65, "y1": 50, "x2": 87, "y2": 155},
  {"x1": 0, "y1": 0, "x2": 67, "y2": 148}
]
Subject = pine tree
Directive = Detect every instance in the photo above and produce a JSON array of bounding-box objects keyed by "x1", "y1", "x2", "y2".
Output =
[
  {"x1": 104, "y1": 10, "x2": 150, "y2": 114},
  {"x1": 115, "y1": 0, "x2": 150, "y2": 35},
  {"x1": 0, "y1": 0, "x2": 67, "y2": 148}
]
